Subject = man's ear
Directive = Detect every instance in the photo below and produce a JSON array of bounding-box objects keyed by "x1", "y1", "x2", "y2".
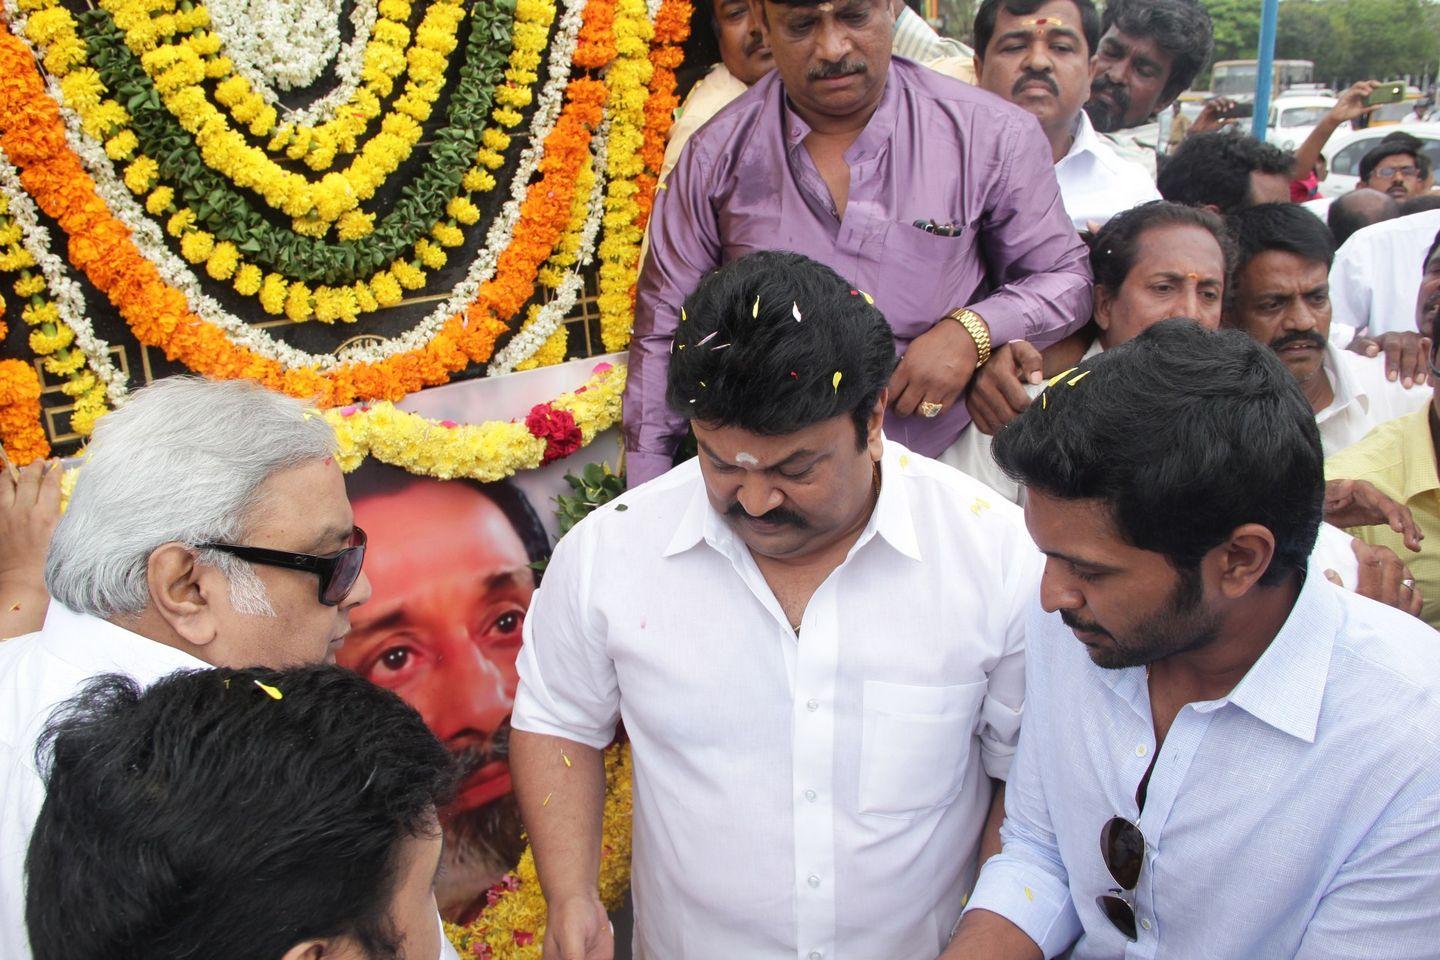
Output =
[
  {"x1": 280, "y1": 940, "x2": 348, "y2": 960},
  {"x1": 972, "y1": 54, "x2": 984, "y2": 84},
  {"x1": 1093, "y1": 284, "x2": 1115, "y2": 332},
  {"x1": 867, "y1": 389, "x2": 888, "y2": 461},
  {"x1": 1211, "y1": 522, "x2": 1279, "y2": 600},
  {"x1": 146, "y1": 543, "x2": 221, "y2": 649}
]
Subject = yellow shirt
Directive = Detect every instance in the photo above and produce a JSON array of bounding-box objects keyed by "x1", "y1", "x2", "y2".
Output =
[{"x1": 1325, "y1": 405, "x2": 1440, "y2": 629}]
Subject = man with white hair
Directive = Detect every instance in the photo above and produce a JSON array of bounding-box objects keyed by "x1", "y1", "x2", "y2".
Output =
[{"x1": 0, "y1": 377, "x2": 374, "y2": 960}]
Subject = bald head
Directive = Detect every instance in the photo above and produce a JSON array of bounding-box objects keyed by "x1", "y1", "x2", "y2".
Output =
[{"x1": 1327, "y1": 188, "x2": 1400, "y2": 248}]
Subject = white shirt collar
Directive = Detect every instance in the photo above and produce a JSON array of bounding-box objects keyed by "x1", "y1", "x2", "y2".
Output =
[
  {"x1": 1317, "y1": 340, "x2": 1370, "y2": 422},
  {"x1": 38, "y1": 601, "x2": 209, "y2": 680},
  {"x1": 1058, "y1": 110, "x2": 1130, "y2": 174},
  {"x1": 663, "y1": 437, "x2": 922, "y2": 562}
]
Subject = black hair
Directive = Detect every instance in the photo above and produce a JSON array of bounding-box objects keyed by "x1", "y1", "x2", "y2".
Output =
[
  {"x1": 1359, "y1": 134, "x2": 1432, "y2": 182},
  {"x1": 347, "y1": 460, "x2": 550, "y2": 583},
  {"x1": 1227, "y1": 202, "x2": 1336, "y2": 277},
  {"x1": 1089, "y1": 200, "x2": 1235, "y2": 292},
  {"x1": 1326, "y1": 189, "x2": 1400, "y2": 247},
  {"x1": 1099, "y1": 0, "x2": 1214, "y2": 103},
  {"x1": 666, "y1": 250, "x2": 898, "y2": 447},
  {"x1": 26, "y1": 666, "x2": 457, "y2": 960},
  {"x1": 973, "y1": 0, "x2": 1101, "y2": 59},
  {"x1": 992, "y1": 319, "x2": 1323, "y2": 586},
  {"x1": 1428, "y1": 227, "x2": 1440, "y2": 271},
  {"x1": 1156, "y1": 132, "x2": 1293, "y2": 214},
  {"x1": 1402, "y1": 194, "x2": 1440, "y2": 216}
]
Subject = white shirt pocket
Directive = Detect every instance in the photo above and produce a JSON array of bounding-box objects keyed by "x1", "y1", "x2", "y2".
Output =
[{"x1": 859, "y1": 679, "x2": 988, "y2": 819}]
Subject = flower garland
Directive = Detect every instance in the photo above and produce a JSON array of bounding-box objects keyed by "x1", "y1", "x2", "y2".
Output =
[
  {"x1": 75, "y1": 1, "x2": 526, "y2": 310},
  {"x1": 326, "y1": 362, "x2": 624, "y2": 482},
  {"x1": 0, "y1": 360, "x2": 51, "y2": 465},
  {"x1": 204, "y1": 0, "x2": 344, "y2": 92},
  {"x1": 489, "y1": 115, "x2": 608, "y2": 375},
  {"x1": 594, "y1": 0, "x2": 652, "y2": 353},
  {"x1": 2, "y1": 0, "x2": 605, "y2": 375},
  {"x1": 207, "y1": 0, "x2": 377, "y2": 125},
  {"x1": 446, "y1": 742, "x2": 634, "y2": 960},
  {"x1": 94, "y1": 0, "x2": 466, "y2": 226},
  {"x1": 0, "y1": 145, "x2": 126, "y2": 436},
  {"x1": 0, "y1": 5, "x2": 611, "y2": 400},
  {"x1": 635, "y1": 0, "x2": 689, "y2": 227}
]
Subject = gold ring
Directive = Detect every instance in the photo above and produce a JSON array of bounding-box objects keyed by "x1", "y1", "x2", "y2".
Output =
[{"x1": 918, "y1": 401, "x2": 943, "y2": 418}]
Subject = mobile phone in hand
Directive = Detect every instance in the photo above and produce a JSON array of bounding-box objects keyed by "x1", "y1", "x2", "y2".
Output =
[{"x1": 1365, "y1": 82, "x2": 1407, "y2": 106}]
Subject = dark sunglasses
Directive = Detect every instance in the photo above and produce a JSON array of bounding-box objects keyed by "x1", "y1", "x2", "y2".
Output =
[
  {"x1": 1097, "y1": 816, "x2": 1145, "y2": 941},
  {"x1": 198, "y1": 527, "x2": 367, "y2": 606}
]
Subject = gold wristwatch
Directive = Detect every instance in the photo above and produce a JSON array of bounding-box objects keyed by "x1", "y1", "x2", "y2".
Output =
[{"x1": 945, "y1": 308, "x2": 991, "y2": 367}]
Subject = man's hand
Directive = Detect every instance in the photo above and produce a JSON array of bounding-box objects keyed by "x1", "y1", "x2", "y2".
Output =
[
  {"x1": 1324, "y1": 478, "x2": 1423, "y2": 551},
  {"x1": 1325, "y1": 540, "x2": 1424, "y2": 618},
  {"x1": 889, "y1": 317, "x2": 983, "y2": 418},
  {"x1": 0, "y1": 460, "x2": 60, "y2": 638},
  {"x1": 541, "y1": 894, "x2": 614, "y2": 960},
  {"x1": 1347, "y1": 331, "x2": 1431, "y2": 388},
  {"x1": 1188, "y1": 97, "x2": 1237, "y2": 136},
  {"x1": 1326, "y1": 81, "x2": 1381, "y2": 128},
  {"x1": 965, "y1": 342, "x2": 1042, "y2": 435}
]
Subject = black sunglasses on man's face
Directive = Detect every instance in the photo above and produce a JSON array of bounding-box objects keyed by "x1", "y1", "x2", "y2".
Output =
[{"x1": 198, "y1": 528, "x2": 367, "y2": 606}]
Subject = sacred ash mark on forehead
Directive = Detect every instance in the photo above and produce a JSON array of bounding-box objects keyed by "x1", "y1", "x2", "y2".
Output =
[{"x1": 735, "y1": 452, "x2": 760, "y2": 467}]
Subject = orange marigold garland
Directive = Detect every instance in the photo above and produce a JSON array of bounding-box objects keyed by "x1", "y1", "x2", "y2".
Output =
[
  {"x1": 572, "y1": 0, "x2": 616, "y2": 70},
  {"x1": 0, "y1": 18, "x2": 604, "y2": 407},
  {"x1": 635, "y1": 0, "x2": 690, "y2": 228},
  {"x1": 0, "y1": 359, "x2": 51, "y2": 465}
]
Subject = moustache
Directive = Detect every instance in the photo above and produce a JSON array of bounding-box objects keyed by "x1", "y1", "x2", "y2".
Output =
[
  {"x1": 448, "y1": 720, "x2": 511, "y2": 778},
  {"x1": 744, "y1": 32, "x2": 769, "y2": 57},
  {"x1": 725, "y1": 500, "x2": 809, "y2": 529},
  {"x1": 1012, "y1": 71, "x2": 1059, "y2": 98},
  {"x1": 1060, "y1": 609, "x2": 1112, "y2": 640},
  {"x1": 809, "y1": 59, "x2": 866, "y2": 81},
  {"x1": 1089, "y1": 75, "x2": 1130, "y2": 108},
  {"x1": 1269, "y1": 330, "x2": 1327, "y2": 353}
]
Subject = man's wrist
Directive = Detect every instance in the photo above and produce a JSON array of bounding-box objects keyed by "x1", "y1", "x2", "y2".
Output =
[{"x1": 946, "y1": 308, "x2": 992, "y2": 367}]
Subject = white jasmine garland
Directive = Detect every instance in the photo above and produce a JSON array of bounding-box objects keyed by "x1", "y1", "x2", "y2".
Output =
[
  {"x1": 204, "y1": 0, "x2": 378, "y2": 126},
  {"x1": 487, "y1": 114, "x2": 608, "y2": 375},
  {"x1": 10, "y1": 0, "x2": 595, "y2": 375},
  {"x1": 205, "y1": 0, "x2": 344, "y2": 92},
  {"x1": 0, "y1": 146, "x2": 130, "y2": 409}
]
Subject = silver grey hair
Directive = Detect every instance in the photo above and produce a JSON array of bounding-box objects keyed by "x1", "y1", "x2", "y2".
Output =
[{"x1": 46, "y1": 377, "x2": 337, "y2": 620}]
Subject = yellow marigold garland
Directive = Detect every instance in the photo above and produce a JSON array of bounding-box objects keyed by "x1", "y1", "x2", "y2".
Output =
[
  {"x1": 594, "y1": 0, "x2": 651, "y2": 352},
  {"x1": 446, "y1": 742, "x2": 634, "y2": 960},
  {"x1": 326, "y1": 362, "x2": 624, "y2": 482}
]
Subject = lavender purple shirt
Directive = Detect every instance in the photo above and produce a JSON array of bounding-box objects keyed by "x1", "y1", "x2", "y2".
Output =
[{"x1": 623, "y1": 58, "x2": 1094, "y2": 485}]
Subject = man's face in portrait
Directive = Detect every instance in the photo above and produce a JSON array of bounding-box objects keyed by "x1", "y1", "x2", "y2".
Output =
[
  {"x1": 715, "y1": 0, "x2": 774, "y2": 85},
  {"x1": 748, "y1": 0, "x2": 895, "y2": 124},
  {"x1": 339, "y1": 472, "x2": 539, "y2": 921},
  {"x1": 1094, "y1": 222, "x2": 1226, "y2": 348},
  {"x1": 1086, "y1": 26, "x2": 1175, "y2": 132},
  {"x1": 1364, "y1": 151, "x2": 1424, "y2": 200}
]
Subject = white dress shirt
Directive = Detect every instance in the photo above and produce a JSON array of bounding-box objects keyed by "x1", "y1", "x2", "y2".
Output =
[
  {"x1": 1330, "y1": 208, "x2": 1440, "y2": 336},
  {"x1": 512, "y1": 439, "x2": 1041, "y2": 960},
  {"x1": 1054, "y1": 113, "x2": 1161, "y2": 230},
  {"x1": 1315, "y1": 340, "x2": 1429, "y2": 455},
  {"x1": 965, "y1": 570, "x2": 1440, "y2": 958},
  {"x1": 0, "y1": 603, "x2": 462, "y2": 960},
  {"x1": 0, "y1": 603, "x2": 209, "y2": 960}
]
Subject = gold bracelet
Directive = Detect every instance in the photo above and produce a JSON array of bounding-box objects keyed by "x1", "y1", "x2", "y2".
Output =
[{"x1": 946, "y1": 308, "x2": 991, "y2": 367}]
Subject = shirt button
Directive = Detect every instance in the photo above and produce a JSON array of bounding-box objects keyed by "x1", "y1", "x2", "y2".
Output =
[
  {"x1": 804, "y1": 789, "x2": 817, "y2": 802},
  {"x1": 806, "y1": 698, "x2": 820, "y2": 712},
  {"x1": 807, "y1": 874, "x2": 821, "y2": 888},
  {"x1": 1141, "y1": 918, "x2": 1152, "y2": 931},
  {"x1": 809, "y1": 953, "x2": 823, "y2": 960},
  {"x1": 1135, "y1": 744, "x2": 1148, "y2": 757}
]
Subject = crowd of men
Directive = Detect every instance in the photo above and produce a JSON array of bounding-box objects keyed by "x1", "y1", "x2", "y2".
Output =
[{"x1": 3, "y1": 0, "x2": 1440, "y2": 958}]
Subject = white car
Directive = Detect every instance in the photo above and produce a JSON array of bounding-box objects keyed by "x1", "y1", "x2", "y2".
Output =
[
  {"x1": 1318, "y1": 122, "x2": 1440, "y2": 198},
  {"x1": 1266, "y1": 95, "x2": 1337, "y2": 152}
]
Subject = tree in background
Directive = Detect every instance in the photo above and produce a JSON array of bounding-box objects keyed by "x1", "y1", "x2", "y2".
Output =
[{"x1": 1270, "y1": 0, "x2": 1439, "y2": 88}]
